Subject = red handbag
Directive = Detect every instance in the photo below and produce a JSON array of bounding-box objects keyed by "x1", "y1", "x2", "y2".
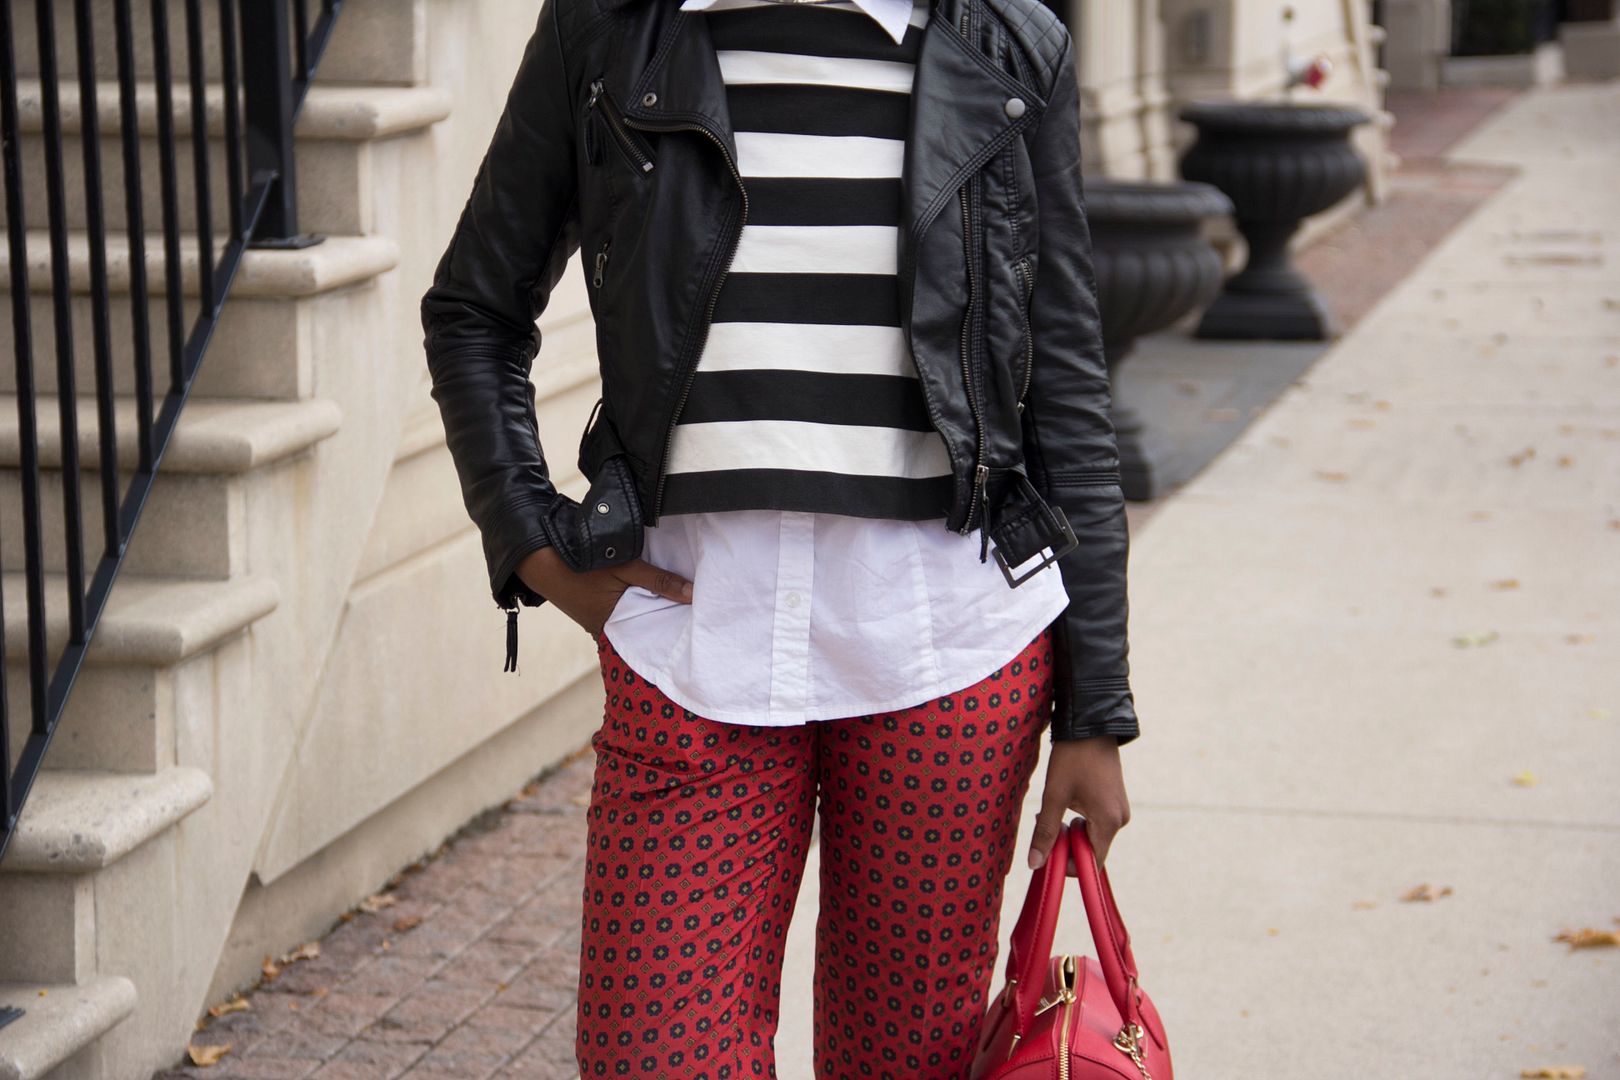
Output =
[{"x1": 970, "y1": 817, "x2": 1174, "y2": 1080}]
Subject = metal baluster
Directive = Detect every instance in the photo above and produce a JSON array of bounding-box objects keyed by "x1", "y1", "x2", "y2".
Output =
[
  {"x1": 184, "y1": 0, "x2": 216, "y2": 315},
  {"x1": 218, "y1": 0, "x2": 245, "y2": 241},
  {"x1": 74, "y1": 0, "x2": 123, "y2": 562},
  {"x1": 2, "y1": 0, "x2": 51, "y2": 838},
  {"x1": 150, "y1": 0, "x2": 187, "y2": 391},
  {"x1": 115, "y1": 0, "x2": 156, "y2": 476},
  {"x1": 35, "y1": 0, "x2": 89, "y2": 646}
]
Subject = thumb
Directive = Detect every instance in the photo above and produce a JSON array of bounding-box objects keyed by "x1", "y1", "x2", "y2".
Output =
[
  {"x1": 1027, "y1": 785, "x2": 1068, "y2": 870},
  {"x1": 616, "y1": 558, "x2": 694, "y2": 603}
]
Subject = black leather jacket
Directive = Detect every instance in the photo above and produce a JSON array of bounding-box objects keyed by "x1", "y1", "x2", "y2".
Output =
[{"x1": 420, "y1": 0, "x2": 1138, "y2": 744}]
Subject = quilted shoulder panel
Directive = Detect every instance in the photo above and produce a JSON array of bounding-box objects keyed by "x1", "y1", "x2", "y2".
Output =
[{"x1": 985, "y1": 0, "x2": 1071, "y2": 96}]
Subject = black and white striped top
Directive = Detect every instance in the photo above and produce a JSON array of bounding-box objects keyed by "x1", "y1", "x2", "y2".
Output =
[{"x1": 659, "y1": 0, "x2": 953, "y2": 521}]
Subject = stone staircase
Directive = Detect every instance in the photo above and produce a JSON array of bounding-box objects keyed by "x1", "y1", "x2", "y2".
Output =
[{"x1": 0, "y1": 1, "x2": 469, "y2": 1076}]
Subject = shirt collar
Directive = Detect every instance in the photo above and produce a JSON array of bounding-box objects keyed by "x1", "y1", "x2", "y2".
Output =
[{"x1": 678, "y1": 0, "x2": 915, "y2": 45}]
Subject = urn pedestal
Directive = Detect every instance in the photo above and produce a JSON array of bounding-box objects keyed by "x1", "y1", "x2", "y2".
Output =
[
  {"x1": 1086, "y1": 179, "x2": 1232, "y2": 501},
  {"x1": 1177, "y1": 103, "x2": 1370, "y2": 341}
]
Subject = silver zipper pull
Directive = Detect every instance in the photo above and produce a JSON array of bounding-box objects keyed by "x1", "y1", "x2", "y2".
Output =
[{"x1": 592, "y1": 240, "x2": 611, "y2": 288}]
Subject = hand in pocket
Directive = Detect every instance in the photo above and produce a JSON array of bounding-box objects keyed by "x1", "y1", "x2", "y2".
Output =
[{"x1": 517, "y1": 545, "x2": 692, "y2": 637}]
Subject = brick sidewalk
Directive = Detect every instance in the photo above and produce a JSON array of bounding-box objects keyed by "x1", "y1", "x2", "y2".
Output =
[
  {"x1": 158, "y1": 752, "x2": 597, "y2": 1079},
  {"x1": 154, "y1": 85, "x2": 1523, "y2": 1080}
]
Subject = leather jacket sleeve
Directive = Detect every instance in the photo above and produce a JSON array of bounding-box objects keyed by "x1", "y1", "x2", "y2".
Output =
[
  {"x1": 1021, "y1": 30, "x2": 1140, "y2": 746},
  {"x1": 419, "y1": 0, "x2": 580, "y2": 612}
]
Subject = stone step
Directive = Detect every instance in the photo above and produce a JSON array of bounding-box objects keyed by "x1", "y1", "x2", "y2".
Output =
[
  {"x1": 8, "y1": 0, "x2": 428, "y2": 87},
  {"x1": 0, "y1": 231, "x2": 398, "y2": 399},
  {"x1": 9, "y1": 77, "x2": 450, "y2": 235},
  {"x1": 3, "y1": 573, "x2": 277, "y2": 773},
  {"x1": 0, "y1": 976, "x2": 136, "y2": 1080},
  {"x1": 0, "y1": 769, "x2": 212, "y2": 988},
  {"x1": 0, "y1": 394, "x2": 342, "y2": 577}
]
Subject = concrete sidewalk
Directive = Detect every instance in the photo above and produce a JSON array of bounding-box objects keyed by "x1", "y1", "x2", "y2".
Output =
[{"x1": 776, "y1": 83, "x2": 1620, "y2": 1077}]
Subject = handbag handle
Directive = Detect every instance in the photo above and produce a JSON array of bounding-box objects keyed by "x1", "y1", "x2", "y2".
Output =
[
  {"x1": 1000, "y1": 818, "x2": 1145, "y2": 1038},
  {"x1": 1069, "y1": 817, "x2": 1147, "y2": 1033},
  {"x1": 1000, "y1": 815, "x2": 1075, "y2": 1035}
]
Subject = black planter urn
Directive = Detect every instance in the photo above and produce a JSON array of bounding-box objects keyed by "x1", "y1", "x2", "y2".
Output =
[
  {"x1": 1085, "y1": 179, "x2": 1232, "y2": 501},
  {"x1": 1177, "y1": 102, "x2": 1370, "y2": 340}
]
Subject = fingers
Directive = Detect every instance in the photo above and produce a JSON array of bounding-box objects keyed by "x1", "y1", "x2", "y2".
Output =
[
  {"x1": 1085, "y1": 800, "x2": 1130, "y2": 865},
  {"x1": 616, "y1": 558, "x2": 694, "y2": 603},
  {"x1": 1027, "y1": 783, "x2": 1069, "y2": 870}
]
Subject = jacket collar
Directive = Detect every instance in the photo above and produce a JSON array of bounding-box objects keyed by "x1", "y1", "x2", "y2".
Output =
[{"x1": 615, "y1": 0, "x2": 1044, "y2": 248}]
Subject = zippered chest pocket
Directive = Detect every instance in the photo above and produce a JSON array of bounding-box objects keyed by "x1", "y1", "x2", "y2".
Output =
[{"x1": 584, "y1": 78, "x2": 657, "y2": 176}]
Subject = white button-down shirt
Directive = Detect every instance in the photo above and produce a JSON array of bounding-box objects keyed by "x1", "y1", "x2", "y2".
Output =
[{"x1": 602, "y1": 0, "x2": 1071, "y2": 726}]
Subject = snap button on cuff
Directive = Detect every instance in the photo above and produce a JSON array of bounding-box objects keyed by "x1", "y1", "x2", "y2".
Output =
[
  {"x1": 642, "y1": 91, "x2": 658, "y2": 107},
  {"x1": 1004, "y1": 97, "x2": 1026, "y2": 118},
  {"x1": 596, "y1": 501, "x2": 611, "y2": 514}
]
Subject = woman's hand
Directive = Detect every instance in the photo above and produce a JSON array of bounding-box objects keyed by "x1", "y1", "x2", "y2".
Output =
[
  {"x1": 1027, "y1": 736, "x2": 1130, "y2": 868},
  {"x1": 515, "y1": 545, "x2": 693, "y2": 637}
]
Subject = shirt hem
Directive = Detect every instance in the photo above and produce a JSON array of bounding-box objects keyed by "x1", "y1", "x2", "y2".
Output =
[{"x1": 599, "y1": 584, "x2": 1070, "y2": 727}]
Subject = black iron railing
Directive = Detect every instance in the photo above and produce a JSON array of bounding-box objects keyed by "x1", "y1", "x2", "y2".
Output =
[{"x1": 0, "y1": 0, "x2": 344, "y2": 1025}]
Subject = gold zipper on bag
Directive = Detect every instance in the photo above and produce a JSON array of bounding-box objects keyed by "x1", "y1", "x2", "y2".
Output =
[{"x1": 1057, "y1": 954, "x2": 1077, "y2": 1080}]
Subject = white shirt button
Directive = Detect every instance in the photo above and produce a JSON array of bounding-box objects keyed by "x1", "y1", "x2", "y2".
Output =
[{"x1": 785, "y1": 591, "x2": 802, "y2": 608}]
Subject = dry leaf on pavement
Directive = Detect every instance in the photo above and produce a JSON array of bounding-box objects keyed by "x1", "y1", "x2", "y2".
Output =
[
  {"x1": 206, "y1": 996, "x2": 249, "y2": 1018},
  {"x1": 1400, "y1": 883, "x2": 1453, "y2": 902},
  {"x1": 359, "y1": 893, "x2": 398, "y2": 914},
  {"x1": 1554, "y1": 927, "x2": 1620, "y2": 949},
  {"x1": 187, "y1": 1043, "x2": 232, "y2": 1067},
  {"x1": 1519, "y1": 1067, "x2": 1587, "y2": 1078}
]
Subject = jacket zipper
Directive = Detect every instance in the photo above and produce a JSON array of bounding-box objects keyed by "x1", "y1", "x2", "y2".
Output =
[
  {"x1": 1014, "y1": 255, "x2": 1035, "y2": 412},
  {"x1": 957, "y1": 4, "x2": 991, "y2": 560},
  {"x1": 592, "y1": 237, "x2": 611, "y2": 289},
  {"x1": 586, "y1": 78, "x2": 656, "y2": 174},
  {"x1": 620, "y1": 114, "x2": 749, "y2": 520},
  {"x1": 959, "y1": 180, "x2": 989, "y2": 560}
]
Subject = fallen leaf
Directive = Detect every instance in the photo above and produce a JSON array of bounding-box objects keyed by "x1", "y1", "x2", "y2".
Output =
[
  {"x1": 1374, "y1": 399, "x2": 1392, "y2": 411},
  {"x1": 1400, "y1": 883, "x2": 1453, "y2": 902},
  {"x1": 1351, "y1": 900, "x2": 1378, "y2": 910},
  {"x1": 1512, "y1": 770, "x2": 1538, "y2": 787},
  {"x1": 1507, "y1": 447, "x2": 1536, "y2": 467},
  {"x1": 187, "y1": 1044, "x2": 233, "y2": 1067},
  {"x1": 1490, "y1": 578, "x2": 1520, "y2": 591},
  {"x1": 260, "y1": 955, "x2": 280, "y2": 982},
  {"x1": 285, "y1": 942, "x2": 321, "y2": 964},
  {"x1": 207, "y1": 996, "x2": 250, "y2": 1018},
  {"x1": 1520, "y1": 1067, "x2": 1587, "y2": 1078},
  {"x1": 1556, "y1": 455, "x2": 1575, "y2": 468},
  {"x1": 1564, "y1": 633, "x2": 1596, "y2": 645},
  {"x1": 360, "y1": 893, "x2": 398, "y2": 914},
  {"x1": 1314, "y1": 469, "x2": 1350, "y2": 483},
  {"x1": 1430, "y1": 586, "x2": 1449, "y2": 598},
  {"x1": 392, "y1": 915, "x2": 424, "y2": 934},
  {"x1": 1555, "y1": 927, "x2": 1620, "y2": 949},
  {"x1": 1469, "y1": 510, "x2": 1493, "y2": 522},
  {"x1": 306, "y1": 987, "x2": 330, "y2": 999},
  {"x1": 1592, "y1": 708, "x2": 1613, "y2": 720},
  {"x1": 1452, "y1": 630, "x2": 1500, "y2": 648}
]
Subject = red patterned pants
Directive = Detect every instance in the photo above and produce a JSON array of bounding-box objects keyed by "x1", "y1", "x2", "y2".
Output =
[{"x1": 575, "y1": 625, "x2": 1056, "y2": 1080}]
